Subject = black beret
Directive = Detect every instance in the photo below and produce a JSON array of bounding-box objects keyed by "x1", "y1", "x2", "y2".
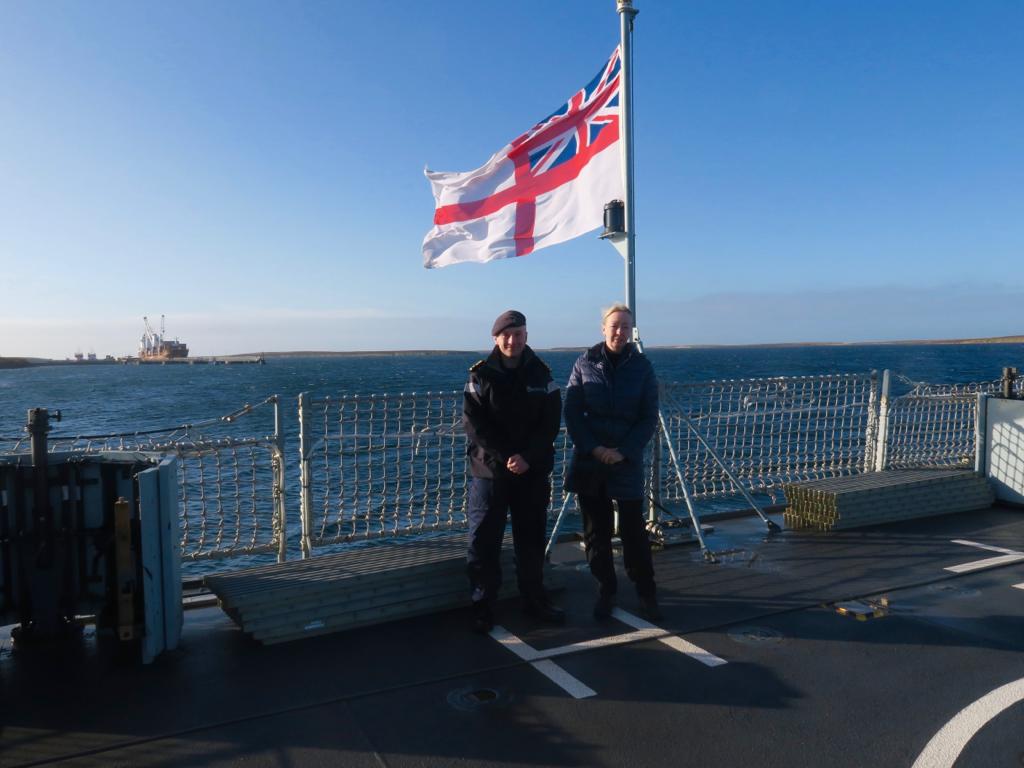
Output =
[{"x1": 491, "y1": 310, "x2": 526, "y2": 336}]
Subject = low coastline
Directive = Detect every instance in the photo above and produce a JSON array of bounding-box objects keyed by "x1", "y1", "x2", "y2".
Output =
[
  {"x1": 3, "y1": 334, "x2": 1022, "y2": 369},
  {"x1": 657, "y1": 334, "x2": 1024, "y2": 350}
]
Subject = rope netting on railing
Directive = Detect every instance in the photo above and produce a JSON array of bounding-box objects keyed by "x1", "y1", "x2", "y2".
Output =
[
  {"x1": 298, "y1": 391, "x2": 574, "y2": 550},
  {"x1": 880, "y1": 374, "x2": 1024, "y2": 470},
  {"x1": 656, "y1": 373, "x2": 878, "y2": 504},
  {"x1": 885, "y1": 394, "x2": 976, "y2": 469},
  {"x1": 2, "y1": 367, "x2": 1015, "y2": 565},
  {"x1": 896, "y1": 374, "x2": 1024, "y2": 398},
  {"x1": 300, "y1": 392, "x2": 465, "y2": 547},
  {"x1": 0, "y1": 398, "x2": 285, "y2": 563},
  {"x1": 171, "y1": 438, "x2": 284, "y2": 561}
]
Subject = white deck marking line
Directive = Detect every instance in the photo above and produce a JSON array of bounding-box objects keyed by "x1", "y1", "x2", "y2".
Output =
[
  {"x1": 945, "y1": 553, "x2": 1024, "y2": 574},
  {"x1": 1013, "y1": 583, "x2": 1024, "y2": 591},
  {"x1": 912, "y1": 676, "x2": 1024, "y2": 768},
  {"x1": 950, "y1": 539, "x2": 1023, "y2": 556},
  {"x1": 530, "y1": 660, "x2": 597, "y2": 699},
  {"x1": 657, "y1": 635, "x2": 730, "y2": 667},
  {"x1": 945, "y1": 540, "x2": 1024, "y2": 574},
  {"x1": 489, "y1": 625, "x2": 541, "y2": 661},
  {"x1": 537, "y1": 627, "x2": 668, "y2": 658},
  {"x1": 491, "y1": 623, "x2": 667, "y2": 660},
  {"x1": 490, "y1": 616, "x2": 727, "y2": 700},
  {"x1": 612, "y1": 608, "x2": 728, "y2": 666}
]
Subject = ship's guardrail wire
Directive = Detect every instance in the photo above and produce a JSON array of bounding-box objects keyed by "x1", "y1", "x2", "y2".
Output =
[
  {"x1": 885, "y1": 392, "x2": 976, "y2": 469},
  {"x1": 2, "y1": 369, "x2": 1015, "y2": 568},
  {"x1": 884, "y1": 375, "x2": 1022, "y2": 470},
  {"x1": 655, "y1": 373, "x2": 878, "y2": 505},
  {"x1": 294, "y1": 369, "x2": 1009, "y2": 555},
  {"x1": 297, "y1": 391, "x2": 573, "y2": 553},
  {"x1": 0, "y1": 397, "x2": 286, "y2": 565}
]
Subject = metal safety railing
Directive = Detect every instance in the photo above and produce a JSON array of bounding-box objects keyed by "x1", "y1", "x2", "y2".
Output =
[
  {"x1": 0, "y1": 397, "x2": 286, "y2": 563},
  {"x1": 296, "y1": 391, "x2": 573, "y2": 556},
  {"x1": 3, "y1": 367, "x2": 1017, "y2": 569},
  {"x1": 655, "y1": 373, "x2": 878, "y2": 506},
  {"x1": 295, "y1": 368, "x2": 1003, "y2": 556},
  {"x1": 873, "y1": 373, "x2": 1023, "y2": 471}
]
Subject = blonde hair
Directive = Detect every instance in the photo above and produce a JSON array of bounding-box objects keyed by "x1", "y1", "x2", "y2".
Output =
[{"x1": 601, "y1": 303, "x2": 634, "y2": 323}]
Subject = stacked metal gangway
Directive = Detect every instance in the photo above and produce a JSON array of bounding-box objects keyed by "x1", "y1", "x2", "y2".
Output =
[
  {"x1": 783, "y1": 469, "x2": 994, "y2": 531},
  {"x1": 205, "y1": 534, "x2": 521, "y2": 644}
]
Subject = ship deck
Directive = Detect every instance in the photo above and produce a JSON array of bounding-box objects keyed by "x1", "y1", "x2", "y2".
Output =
[{"x1": 3, "y1": 504, "x2": 1024, "y2": 768}]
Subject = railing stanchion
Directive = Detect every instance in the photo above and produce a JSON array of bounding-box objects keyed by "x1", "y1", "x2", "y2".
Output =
[
  {"x1": 298, "y1": 392, "x2": 313, "y2": 559},
  {"x1": 864, "y1": 370, "x2": 879, "y2": 473},
  {"x1": 272, "y1": 395, "x2": 287, "y2": 562},
  {"x1": 874, "y1": 370, "x2": 891, "y2": 471}
]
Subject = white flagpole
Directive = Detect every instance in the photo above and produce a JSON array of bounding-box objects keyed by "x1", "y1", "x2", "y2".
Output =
[{"x1": 617, "y1": 0, "x2": 638, "y2": 334}]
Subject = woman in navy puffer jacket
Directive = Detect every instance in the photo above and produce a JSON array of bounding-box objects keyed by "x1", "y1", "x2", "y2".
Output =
[{"x1": 564, "y1": 304, "x2": 662, "y2": 622}]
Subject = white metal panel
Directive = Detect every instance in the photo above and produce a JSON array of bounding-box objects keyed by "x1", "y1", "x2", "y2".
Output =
[
  {"x1": 985, "y1": 398, "x2": 1024, "y2": 504},
  {"x1": 158, "y1": 457, "x2": 182, "y2": 649},
  {"x1": 137, "y1": 465, "x2": 164, "y2": 664}
]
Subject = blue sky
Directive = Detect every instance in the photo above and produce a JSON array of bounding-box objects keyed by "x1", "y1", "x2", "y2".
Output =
[{"x1": 1, "y1": 1, "x2": 1021, "y2": 357}]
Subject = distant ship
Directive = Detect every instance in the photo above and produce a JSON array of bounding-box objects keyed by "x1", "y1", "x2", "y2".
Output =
[{"x1": 139, "y1": 315, "x2": 189, "y2": 361}]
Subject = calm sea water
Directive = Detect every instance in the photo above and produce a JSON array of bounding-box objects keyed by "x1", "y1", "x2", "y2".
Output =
[{"x1": 2, "y1": 344, "x2": 1022, "y2": 438}]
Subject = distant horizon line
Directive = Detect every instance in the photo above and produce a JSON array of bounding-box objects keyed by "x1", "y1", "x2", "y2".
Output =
[
  {"x1": 248, "y1": 333, "x2": 1024, "y2": 357},
  {"x1": 5, "y1": 333, "x2": 1023, "y2": 363}
]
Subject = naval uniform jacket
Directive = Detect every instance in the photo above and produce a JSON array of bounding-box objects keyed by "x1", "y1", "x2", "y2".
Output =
[
  {"x1": 463, "y1": 345, "x2": 562, "y2": 480},
  {"x1": 564, "y1": 342, "x2": 659, "y2": 500}
]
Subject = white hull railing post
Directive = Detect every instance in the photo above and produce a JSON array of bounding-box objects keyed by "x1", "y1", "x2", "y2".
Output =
[
  {"x1": 298, "y1": 392, "x2": 313, "y2": 559},
  {"x1": 271, "y1": 395, "x2": 287, "y2": 562},
  {"x1": 974, "y1": 392, "x2": 988, "y2": 477},
  {"x1": 863, "y1": 370, "x2": 879, "y2": 474},
  {"x1": 874, "y1": 370, "x2": 892, "y2": 471}
]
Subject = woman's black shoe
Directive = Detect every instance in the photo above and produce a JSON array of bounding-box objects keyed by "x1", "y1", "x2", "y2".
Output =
[
  {"x1": 639, "y1": 595, "x2": 663, "y2": 622},
  {"x1": 523, "y1": 596, "x2": 566, "y2": 624},
  {"x1": 593, "y1": 594, "x2": 616, "y2": 620},
  {"x1": 472, "y1": 601, "x2": 494, "y2": 634}
]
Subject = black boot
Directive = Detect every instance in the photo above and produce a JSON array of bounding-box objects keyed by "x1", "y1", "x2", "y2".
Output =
[
  {"x1": 639, "y1": 595, "x2": 663, "y2": 622},
  {"x1": 472, "y1": 601, "x2": 494, "y2": 634},
  {"x1": 593, "y1": 593, "x2": 616, "y2": 621},
  {"x1": 523, "y1": 594, "x2": 566, "y2": 624}
]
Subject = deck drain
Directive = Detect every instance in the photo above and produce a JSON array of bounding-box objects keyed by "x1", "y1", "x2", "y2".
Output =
[
  {"x1": 727, "y1": 626, "x2": 783, "y2": 646},
  {"x1": 447, "y1": 685, "x2": 510, "y2": 711}
]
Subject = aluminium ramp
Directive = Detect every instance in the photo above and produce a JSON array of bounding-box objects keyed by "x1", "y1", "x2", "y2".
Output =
[
  {"x1": 783, "y1": 469, "x2": 994, "y2": 531},
  {"x1": 205, "y1": 534, "x2": 547, "y2": 644}
]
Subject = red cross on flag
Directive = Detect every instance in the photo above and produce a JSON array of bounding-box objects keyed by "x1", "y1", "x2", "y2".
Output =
[{"x1": 422, "y1": 48, "x2": 624, "y2": 269}]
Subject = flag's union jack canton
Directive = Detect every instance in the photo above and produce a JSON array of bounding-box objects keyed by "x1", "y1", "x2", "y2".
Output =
[{"x1": 422, "y1": 48, "x2": 624, "y2": 268}]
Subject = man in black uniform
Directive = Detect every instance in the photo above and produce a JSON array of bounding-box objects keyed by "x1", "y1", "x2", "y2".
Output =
[{"x1": 463, "y1": 310, "x2": 564, "y2": 633}]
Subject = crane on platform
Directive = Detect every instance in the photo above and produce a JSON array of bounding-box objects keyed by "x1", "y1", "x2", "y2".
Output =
[{"x1": 138, "y1": 315, "x2": 189, "y2": 361}]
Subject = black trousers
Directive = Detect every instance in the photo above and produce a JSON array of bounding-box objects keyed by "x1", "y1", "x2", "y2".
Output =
[
  {"x1": 578, "y1": 492, "x2": 656, "y2": 599},
  {"x1": 466, "y1": 473, "x2": 551, "y2": 604}
]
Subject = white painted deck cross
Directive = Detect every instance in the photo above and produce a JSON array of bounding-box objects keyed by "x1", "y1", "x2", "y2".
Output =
[{"x1": 490, "y1": 609, "x2": 727, "y2": 699}]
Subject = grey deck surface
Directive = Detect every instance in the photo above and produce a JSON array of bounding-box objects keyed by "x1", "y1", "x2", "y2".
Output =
[{"x1": 3, "y1": 503, "x2": 1023, "y2": 767}]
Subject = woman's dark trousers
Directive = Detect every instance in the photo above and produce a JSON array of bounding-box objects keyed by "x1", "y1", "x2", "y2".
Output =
[{"x1": 578, "y1": 493, "x2": 656, "y2": 598}]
